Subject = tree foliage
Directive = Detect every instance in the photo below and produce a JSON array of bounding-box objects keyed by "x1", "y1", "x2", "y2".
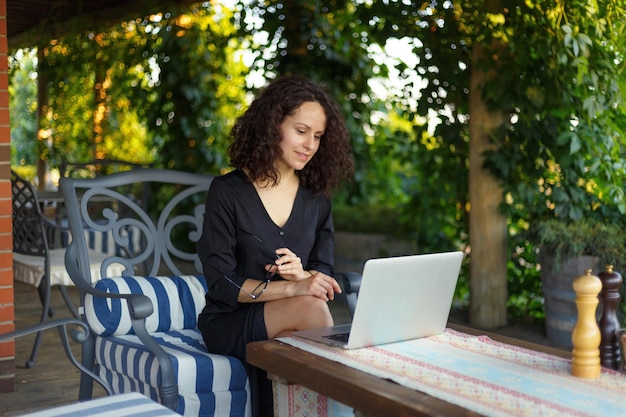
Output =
[
  {"x1": 235, "y1": 0, "x2": 404, "y2": 205},
  {"x1": 485, "y1": 0, "x2": 626, "y2": 224},
  {"x1": 13, "y1": 3, "x2": 247, "y2": 176},
  {"x1": 126, "y1": 5, "x2": 248, "y2": 172},
  {"x1": 9, "y1": 49, "x2": 38, "y2": 167},
  {"x1": 354, "y1": 0, "x2": 626, "y2": 227},
  {"x1": 349, "y1": 0, "x2": 626, "y2": 318}
]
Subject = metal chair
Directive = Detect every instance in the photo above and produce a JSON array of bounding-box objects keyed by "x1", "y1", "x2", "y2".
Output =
[
  {"x1": 62, "y1": 169, "x2": 249, "y2": 416},
  {"x1": 11, "y1": 170, "x2": 118, "y2": 368},
  {"x1": 0, "y1": 318, "x2": 110, "y2": 394}
]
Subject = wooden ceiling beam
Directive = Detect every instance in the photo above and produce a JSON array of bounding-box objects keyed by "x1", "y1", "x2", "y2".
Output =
[{"x1": 8, "y1": 0, "x2": 197, "y2": 50}]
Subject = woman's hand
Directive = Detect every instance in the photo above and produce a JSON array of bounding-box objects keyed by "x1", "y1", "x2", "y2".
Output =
[
  {"x1": 292, "y1": 272, "x2": 342, "y2": 301},
  {"x1": 264, "y1": 247, "x2": 342, "y2": 301},
  {"x1": 265, "y1": 247, "x2": 311, "y2": 281}
]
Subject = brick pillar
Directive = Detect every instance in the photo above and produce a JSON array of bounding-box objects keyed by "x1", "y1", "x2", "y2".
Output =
[{"x1": 0, "y1": 0, "x2": 15, "y2": 394}]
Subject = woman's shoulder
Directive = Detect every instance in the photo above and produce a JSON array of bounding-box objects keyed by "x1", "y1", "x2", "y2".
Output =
[
  {"x1": 212, "y1": 169, "x2": 248, "y2": 189},
  {"x1": 209, "y1": 169, "x2": 255, "y2": 202}
]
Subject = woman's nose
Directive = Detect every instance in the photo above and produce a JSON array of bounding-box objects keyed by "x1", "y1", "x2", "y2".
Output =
[{"x1": 304, "y1": 135, "x2": 316, "y2": 149}]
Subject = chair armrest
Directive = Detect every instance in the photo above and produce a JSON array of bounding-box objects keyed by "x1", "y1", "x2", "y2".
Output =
[
  {"x1": 64, "y1": 243, "x2": 178, "y2": 409},
  {"x1": 64, "y1": 273, "x2": 177, "y2": 409},
  {"x1": 0, "y1": 318, "x2": 112, "y2": 395},
  {"x1": 335, "y1": 271, "x2": 361, "y2": 294},
  {"x1": 335, "y1": 271, "x2": 362, "y2": 318},
  {"x1": 83, "y1": 284, "x2": 178, "y2": 409},
  {"x1": 39, "y1": 213, "x2": 69, "y2": 250}
]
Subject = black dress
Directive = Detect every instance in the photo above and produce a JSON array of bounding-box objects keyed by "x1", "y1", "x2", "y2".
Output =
[{"x1": 196, "y1": 169, "x2": 335, "y2": 416}]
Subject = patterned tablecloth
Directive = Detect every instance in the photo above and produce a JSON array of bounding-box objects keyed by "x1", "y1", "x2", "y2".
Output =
[{"x1": 277, "y1": 329, "x2": 626, "y2": 417}]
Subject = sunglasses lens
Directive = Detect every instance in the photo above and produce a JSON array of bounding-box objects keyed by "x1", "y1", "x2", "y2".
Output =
[{"x1": 268, "y1": 260, "x2": 281, "y2": 279}]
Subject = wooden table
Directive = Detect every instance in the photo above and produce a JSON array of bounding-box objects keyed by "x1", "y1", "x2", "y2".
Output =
[{"x1": 246, "y1": 323, "x2": 571, "y2": 417}]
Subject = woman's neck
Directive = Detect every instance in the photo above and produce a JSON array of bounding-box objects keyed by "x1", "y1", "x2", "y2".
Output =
[{"x1": 252, "y1": 167, "x2": 298, "y2": 189}]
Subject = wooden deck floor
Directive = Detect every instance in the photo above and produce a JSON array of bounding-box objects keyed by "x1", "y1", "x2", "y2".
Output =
[{"x1": 1, "y1": 282, "x2": 107, "y2": 416}]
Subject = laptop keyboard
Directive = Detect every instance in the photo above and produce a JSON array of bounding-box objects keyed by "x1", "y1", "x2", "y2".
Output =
[{"x1": 322, "y1": 332, "x2": 350, "y2": 343}]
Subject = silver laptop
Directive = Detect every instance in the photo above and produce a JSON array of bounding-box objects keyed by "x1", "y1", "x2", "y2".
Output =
[{"x1": 292, "y1": 251, "x2": 464, "y2": 349}]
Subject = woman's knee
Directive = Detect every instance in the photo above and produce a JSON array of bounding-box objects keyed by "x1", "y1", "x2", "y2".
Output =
[
  {"x1": 295, "y1": 296, "x2": 332, "y2": 322},
  {"x1": 265, "y1": 296, "x2": 334, "y2": 336}
]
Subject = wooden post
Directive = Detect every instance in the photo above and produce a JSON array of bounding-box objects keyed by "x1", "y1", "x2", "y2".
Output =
[{"x1": 468, "y1": 41, "x2": 508, "y2": 329}]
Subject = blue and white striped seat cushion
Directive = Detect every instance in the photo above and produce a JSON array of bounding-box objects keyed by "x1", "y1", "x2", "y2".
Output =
[
  {"x1": 85, "y1": 275, "x2": 251, "y2": 417},
  {"x1": 20, "y1": 392, "x2": 180, "y2": 417},
  {"x1": 96, "y1": 329, "x2": 251, "y2": 417},
  {"x1": 85, "y1": 275, "x2": 207, "y2": 336}
]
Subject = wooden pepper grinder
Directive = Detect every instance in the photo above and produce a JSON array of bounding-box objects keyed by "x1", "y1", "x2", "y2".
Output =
[
  {"x1": 571, "y1": 269, "x2": 602, "y2": 378},
  {"x1": 598, "y1": 265, "x2": 623, "y2": 370}
]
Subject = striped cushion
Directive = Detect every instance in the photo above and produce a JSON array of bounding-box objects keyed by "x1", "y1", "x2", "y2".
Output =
[
  {"x1": 85, "y1": 275, "x2": 207, "y2": 336},
  {"x1": 59, "y1": 224, "x2": 143, "y2": 256},
  {"x1": 84, "y1": 227, "x2": 143, "y2": 256},
  {"x1": 86, "y1": 275, "x2": 251, "y2": 416},
  {"x1": 19, "y1": 393, "x2": 179, "y2": 417},
  {"x1": 95, "y1": 329, "x2": 251, "y2": 417}
]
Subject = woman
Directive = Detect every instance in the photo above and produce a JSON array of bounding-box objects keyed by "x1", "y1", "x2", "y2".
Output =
[{"x1": 197, "y1": 76, "x2": 354, "y2": 416}]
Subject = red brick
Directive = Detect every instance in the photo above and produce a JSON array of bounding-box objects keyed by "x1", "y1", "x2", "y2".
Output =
[
  {"x1": 0, "y1": 234, "x2": 11, "y2": 251},
  {"x1": 0, "y1": 215, "x2": 10, "y2": 233},
  {"x1": 0, "y1": 322, "x2": 14, "y2": 333},
  {"x1": 0, "y1": 303, "x2": 13, "y2": 321},
  {"x1": 0, "y1": 0, "x2": 11, "y2": 370},
  {"x1": 0, "y1": 252, "x2": 10, "y2": 270},
  {"x1": 0, "y1": 339, "x2": 14, "y2": 358},
  {"x1": 0, "y1": 354, "x2": 15, "y2": 371},
  {"x1": 0, "y1": 146, "x2": 9, "y2": 163},
  {"x1": 0, "y1": 374, "x2": 16, "y2": 394},
  {"x1": 0, "y1": 201, "x2": 9, "y2": 216},
  {"x1": 0, "y1": 110, "x2": 8, "y2": 127},
  {"x1": 0, "y1": 286, "x2": 12, "y2": 304},
  {"x1": 0, "y1": 268, "x2": 12, "y2": 285}
]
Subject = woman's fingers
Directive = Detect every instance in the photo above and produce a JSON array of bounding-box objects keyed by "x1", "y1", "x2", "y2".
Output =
[
  {"x1": 271, "y1": 249, "x2": 306, "y2": 280},
  {"x1": 304, "y1": 273, "x2": 341, "y2": 300}
]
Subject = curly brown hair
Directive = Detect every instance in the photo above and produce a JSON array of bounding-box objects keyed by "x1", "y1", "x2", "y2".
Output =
[{"x1": 229, "y1": 76, "x2": 354, "y2": 197}]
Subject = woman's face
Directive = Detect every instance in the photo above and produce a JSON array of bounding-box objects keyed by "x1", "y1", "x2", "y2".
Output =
[{"x1": 276, "y1": 101, "x2": 326, "y2": 173}]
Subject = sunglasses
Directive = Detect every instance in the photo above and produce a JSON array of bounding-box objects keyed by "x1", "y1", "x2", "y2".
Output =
[{"x1": 212, "y1": 230, "x2": 281, "y2": 299}]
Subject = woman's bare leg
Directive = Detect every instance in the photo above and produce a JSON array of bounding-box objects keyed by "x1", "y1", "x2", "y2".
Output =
[{"x1": 264, "y1": 296, "x2": 334, "y2": 338}]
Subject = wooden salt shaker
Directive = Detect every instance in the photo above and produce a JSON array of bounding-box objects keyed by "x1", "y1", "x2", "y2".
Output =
[
  {"x1": 598, "y1": 265, "x2": 623, "y2": 370},
  {"x1": 571, "y1": 269, "x2": 602, "y2": 378}
]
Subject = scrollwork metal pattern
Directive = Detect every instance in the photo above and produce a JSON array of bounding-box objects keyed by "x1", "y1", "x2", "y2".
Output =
[{"x1": 72, "y1": 172, "x2": 212, "y2": 279}]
